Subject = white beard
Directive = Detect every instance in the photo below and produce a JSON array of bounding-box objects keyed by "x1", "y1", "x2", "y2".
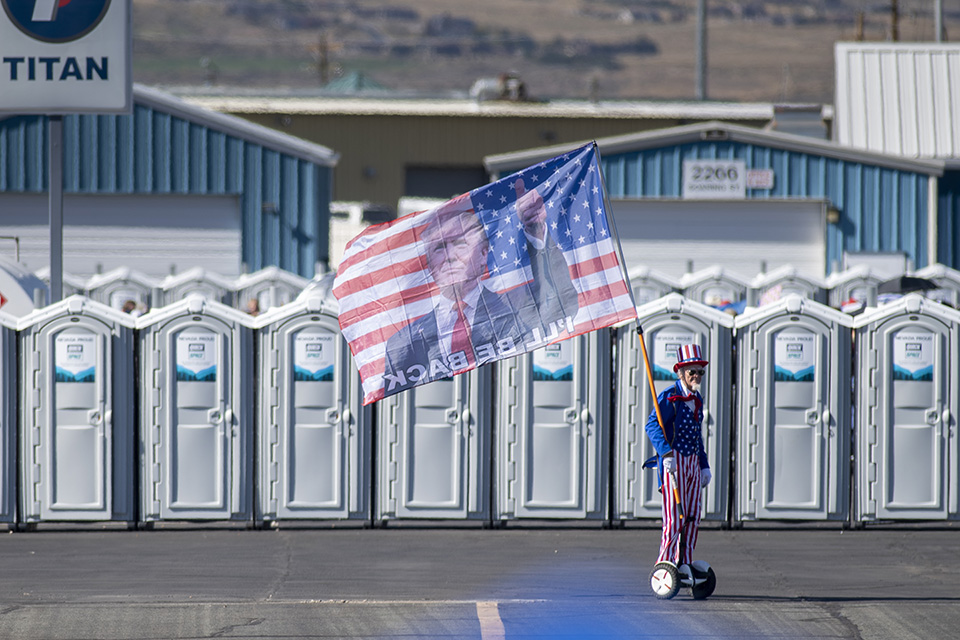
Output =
[{"x1": 687, "y1": 379, "x2": 701, "y2": 393}]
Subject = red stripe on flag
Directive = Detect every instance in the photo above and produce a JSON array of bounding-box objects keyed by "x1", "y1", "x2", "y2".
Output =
[
  {"x1": 348, "y1": 313, "x2": 428, "y2": 356},
  {"x1": 333, "y1": 254, "x2": 429, "y2": 301},
  {"x1": 338, "y1": 219, "x2": 428, "y2": 275},
  {"x1": 338, "y1": 282, "x2": 437, "y2": 330},
  {"x1": 575, "y1": 279, "x2": 631, "y2": 309},
  {"x1": 567, "y1": 251, "x2": 622, "y2": 280}
]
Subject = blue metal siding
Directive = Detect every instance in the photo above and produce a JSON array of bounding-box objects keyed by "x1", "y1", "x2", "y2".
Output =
[
  {"x1": 938, "y1": 171, "x2": 960, "y2": 268},
  {"x1": 599, "y1": 141, "x2": 933, "y2": 272},
  {"x1": 0, "y1": 107, "x2": 332, "y2": 276}
]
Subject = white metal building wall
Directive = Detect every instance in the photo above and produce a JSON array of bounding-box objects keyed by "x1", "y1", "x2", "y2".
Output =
[
  {"x1": 835, "y1": 42, "x2": 960, "y2": 159},
  {"x1": 611, "y1": 199, "x2": 827, "y2": 281},
  {"x1": 0, "y1": 193, "x2": 242, "y2": 277}
]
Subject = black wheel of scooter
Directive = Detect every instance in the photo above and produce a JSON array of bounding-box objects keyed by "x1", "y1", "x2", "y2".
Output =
[
  {"x1": 650, "y1": 562, "x2": 680, "y2": 600},
  {"x1": 691, "y1": 566, "x2": 716, "y2": 600}
]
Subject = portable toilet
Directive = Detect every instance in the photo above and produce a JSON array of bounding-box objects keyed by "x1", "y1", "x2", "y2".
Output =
[
  {"x1": 0, "y1": 312, "x2": 16, "y2": 526},
  {"x1": 35, "y1": 266, "x2": 86, "y2": 301},
  {"x1": 254, "y1": 290, "x2": 370, "y2": 523},
  {"x1": 681, "y1": 266, "x2": 749, "y2": 312},
  {"x1": 158, "y1": 268, "x2": 236, "y2": 307},
  {"x1": 749, "y1": 265, "x2": 827, "y2": 307},
  {"x1": 854, "y1": 294, "x2": 960, "y2": 522},
  {"x1": 86, "y1": 267, "x2": 160, "y2": 314},
  {"x1": 614, "y1": 294, "x2": 733, "y2": 522},
  {"x1": 495, "y1": 331, "x2": 610, "y2": 522},
  {"x1": 627, "y1": 266, "x2": 679, "y2": 306},
  {"x1": 826, "y1": 264, "x2": 882, "y2": 311},
  {"x1": 913, "y1": 263, "x2": 960, "y2": 308},
  {"x1": 376, "y1": 366, "x2": 492, "y2": 523},
  {"x1": 0, "y1": 257, "x2": 49, "y2": 316},
  {"x1": 734, "y1": 295, "x2": 853, "y2": 522},
  {"x1": 137, "y1": 295, "x2": 255, "y2": 524},
  {"x1": 17, "y1": 297, "x2": 136, "y2": 524},
  {"x1": 235, "y1": 266, "x2": 310, "y2": 315}
]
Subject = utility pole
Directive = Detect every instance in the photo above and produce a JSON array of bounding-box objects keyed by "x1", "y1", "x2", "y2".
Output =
[
  {"x1": 891, "y1": 0, "x2": 899, "y2": 41},
  {"x1": 695, "y1": 0, "x2": 707, "y2": 100},
  {"x1": 935, "y1": 0, "x2": 944, "y2": 41}
]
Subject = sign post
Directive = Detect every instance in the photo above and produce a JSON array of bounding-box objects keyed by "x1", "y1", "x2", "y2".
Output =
[{"x1": 0, "y1": 0, "x2": 132, "y2": 303}]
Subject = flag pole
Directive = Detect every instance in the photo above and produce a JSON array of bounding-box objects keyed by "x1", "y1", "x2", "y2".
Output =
[
  {"x1": 636, "y1": 324, "x2": 684, "y2": 523},
  {"x1": 591, "y1": 142, "x2": 638, "y2": 312},
  {"x1": 591, "y1": 142, "x2": 682, "y2": 520}
]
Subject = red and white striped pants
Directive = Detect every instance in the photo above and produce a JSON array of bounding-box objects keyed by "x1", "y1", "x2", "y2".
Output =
[{"x1": 657, "y1": 453, "x2": 703, "y2": 565}]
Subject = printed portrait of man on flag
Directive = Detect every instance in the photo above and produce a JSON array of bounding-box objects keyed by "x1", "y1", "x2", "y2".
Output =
[
  {"x1": 382, "y1": 179, "x2": 579, "y2": 394},
  {"x1": 334, "y1": 142, "x2": 637, "y2": 404}
]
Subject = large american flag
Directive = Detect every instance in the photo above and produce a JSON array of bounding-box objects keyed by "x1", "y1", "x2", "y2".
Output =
[{"x1": 333, "y1": 143, "x2": 638, "y2": 404}]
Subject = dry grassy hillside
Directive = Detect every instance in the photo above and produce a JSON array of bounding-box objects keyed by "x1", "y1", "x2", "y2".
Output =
[{"x1": 133, "y1": 0, "x2": 957, "y2": 102}]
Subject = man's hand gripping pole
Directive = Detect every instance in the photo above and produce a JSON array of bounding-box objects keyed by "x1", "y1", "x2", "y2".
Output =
[{"x1": 636, "y1": 324, "x2": 684, "y2": 523}]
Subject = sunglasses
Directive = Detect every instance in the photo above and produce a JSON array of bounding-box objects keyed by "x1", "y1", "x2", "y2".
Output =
[{"x1": 684, "y1": 369, "x2": 706, "y2": 376}]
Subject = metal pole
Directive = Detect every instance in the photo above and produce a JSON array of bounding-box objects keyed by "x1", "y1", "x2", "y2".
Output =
[
  {"x1": 935, "y1": 0, "x2": 944, "y2": 42},
  {"x1": 49, "y1": 115, "x2": 63, "y2": 304},
  {"x1": 695, "y1": 0, "x2": 707, "y2": 100}
]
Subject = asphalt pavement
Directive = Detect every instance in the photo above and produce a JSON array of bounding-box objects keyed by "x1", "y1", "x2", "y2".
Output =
[{"x1": 0, "y1": 522, "x2": 958, "y2": 639}]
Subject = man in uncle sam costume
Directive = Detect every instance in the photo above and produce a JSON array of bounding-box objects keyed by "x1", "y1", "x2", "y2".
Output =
[{"x1": 643, "y1": 343, "x2": 715, "y2": 598}]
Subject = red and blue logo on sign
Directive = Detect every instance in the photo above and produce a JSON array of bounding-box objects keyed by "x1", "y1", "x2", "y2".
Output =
[{"x1": 2, "y1": 0, "x2": 111, "y2": 43}]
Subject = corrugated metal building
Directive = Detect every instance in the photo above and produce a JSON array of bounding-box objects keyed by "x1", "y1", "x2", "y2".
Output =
[
  {"x1": 486, "y1": 121, "x2": 952, "y2": 279},
  {"x1": 0, "y1": 84, "x2": 338, "y2": 278},
  {"x1": 182, "y1": 92, "x2": 825, "y2": 208},
  {"x1": 834, "y1": 42, "x2": 960, "y2": 270}
]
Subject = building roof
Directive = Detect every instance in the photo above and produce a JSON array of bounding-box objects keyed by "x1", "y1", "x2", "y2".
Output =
[
  {"x1": 176, "y1": 91, "x2": 782, "y2": 121},
  {"x1": 835, "y1": 42, "x2": 960, "y2": 160},
  {"x1": 134, "y1": 84, "x2": 339, "y2": 167},
  {"x1": 484, "y1": 120, "x2": 945, "y2": 176}
]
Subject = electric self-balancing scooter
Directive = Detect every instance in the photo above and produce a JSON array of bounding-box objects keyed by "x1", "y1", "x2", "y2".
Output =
[{"x1": 637, "y1": 325, "x2": 717, "y2": 600}]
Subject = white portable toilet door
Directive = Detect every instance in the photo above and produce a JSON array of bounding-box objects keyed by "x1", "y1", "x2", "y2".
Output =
[
  {"x1": 395, "y1": 375, "x2": 471, "y2": 518},
  {"x1": 633, "y1": 318, "x2": 713, "y2": 518},
  {"x1": 754, "y1": 318, "x2": 833, "y2": 517},
  {"x1": 159, "y1": 319, "x2": 234, "y2": 519},
  {"x1": 875, "y1": 318, "x2": 951, "y2": 519},
  {"x1": 37, "y1": 319, "x2": 113, "y2": 520},
  {"x1": 516, "y1": 337, "x2": 589, "y2": 518},
  {"x1": 277, "y1": 321, "x2": 350, "y2": 518}
]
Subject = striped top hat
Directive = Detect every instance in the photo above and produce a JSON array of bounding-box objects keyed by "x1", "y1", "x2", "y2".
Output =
[{"x1": 673, "y1": 343, "x2": 709, "y2": 372}]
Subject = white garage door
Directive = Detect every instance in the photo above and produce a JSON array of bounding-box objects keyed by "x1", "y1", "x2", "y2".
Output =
[
  {"x1": 611, "y1": 199, "x2": 826, "y2": 281},
  {"x1": 0, "y1": 194, "x2": 242, "y2": 277}
]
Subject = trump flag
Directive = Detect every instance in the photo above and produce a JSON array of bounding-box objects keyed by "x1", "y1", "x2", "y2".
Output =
[{"x1": 333, "y1": 143, "x2": 638, "y2": 404}]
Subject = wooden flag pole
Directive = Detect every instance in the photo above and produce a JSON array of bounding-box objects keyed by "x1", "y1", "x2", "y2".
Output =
[{"x1": 636, "y1": 324, "x2": 684, "y2": 523}]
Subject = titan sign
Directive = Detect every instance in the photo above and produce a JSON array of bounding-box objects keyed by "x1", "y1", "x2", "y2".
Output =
[{"x1": 0, "y1": 0, "x2": 131, "y2": 113}]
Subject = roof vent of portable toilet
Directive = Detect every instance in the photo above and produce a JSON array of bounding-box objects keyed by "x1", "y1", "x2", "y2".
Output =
[
  {"x1": 158, "y1": 267, "x2": 236, "y2": 307},
  {"x1": 136, "y1": 297, "x2": 255, "y2": 525},
  {"x1": 680, "y1": 266, "x2": 750, "y2": 313},
  {"x1": 733, "y1": 295, "x2": 854, "y2": 524},
  {"x1": 16, "y1": 296, "x2": 137, "y2": 525},
  {"x1": 0, "y1": 311, "x2": 16, "y2": 525},
  {"x1": 749, "y1": 265, "x2": 827, "y2": 307},
  {"x1": 251, "y1": 290, "x2": 370, "y2": 524},
  {"x1": 825, "y1": 264, "x2": 883, "y2": 311},
  {"x1": 853, "y1": 294, "x2": 960, "y2": 523},
  {"x1": 86, "y1": 267, "x2": 160, "y2": 315},
  {"x1": 627, "y1": 265, "x2": 680, "y2": 306},
  {"x1": 234, "y1": 266, "x2": 310, "y2": 316},
  {"x1": 615, "y1": 293, "x2": 734, "y2": 522},
  {"x1": 914, "y1": 263, "x2": 960, "y2": 308}
]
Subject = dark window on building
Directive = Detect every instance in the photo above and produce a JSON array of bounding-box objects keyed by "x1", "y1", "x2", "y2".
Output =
[{"x1": 405, "y1": 166, "x2": 489, "y2": 199}]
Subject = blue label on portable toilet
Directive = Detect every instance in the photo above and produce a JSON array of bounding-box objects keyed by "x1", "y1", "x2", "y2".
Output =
[
  {"x1": 176, "y1": 333, "x2": 217, "y2": 381},
  {"x1": 293, "y1": 333, "x2": 335, "y2": 381},
  {"x1": 533, "y1": 342, "x2": 573, "y2": 381},
  {"x1": 54, "y1": 334, "x2": 96, "y2": 382},
  {"x1": 653, "y1": 331, "x2": 695, "y2": 380},
  {"x1": 892, "y1": 331, "x2": 934, "y2": 381},
  {"x1": 774, "y1": 333, "x2": 816, "y2": 381}
]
